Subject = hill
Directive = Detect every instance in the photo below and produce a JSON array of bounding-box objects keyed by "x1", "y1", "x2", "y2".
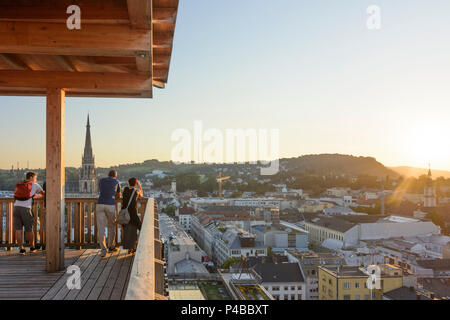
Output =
[
  {"x1": 280, "y1": 154, "x2": 399, "y2": 178},
  {"x1": 390, "y1": 166, "x2": 450, "y2": 179}
]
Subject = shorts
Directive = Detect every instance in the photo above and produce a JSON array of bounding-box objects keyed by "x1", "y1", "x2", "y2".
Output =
[{"x1": 13, "y1": 206, "x2": 34, "y2": 232}]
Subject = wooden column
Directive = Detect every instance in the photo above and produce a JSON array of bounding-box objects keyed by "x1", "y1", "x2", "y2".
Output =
[{"x1": 46, "y1": 88, "x2": 65, "y2": 272}]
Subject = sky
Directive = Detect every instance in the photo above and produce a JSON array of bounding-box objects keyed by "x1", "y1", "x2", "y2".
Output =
[{"x1": 1, "y1": 0, "x2": 450, "y2": 171}]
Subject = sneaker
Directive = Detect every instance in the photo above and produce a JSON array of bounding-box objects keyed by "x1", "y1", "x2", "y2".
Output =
[
  {"x1": 100, "y1": 250, "x2": 107, "y2": 258},
  {"x1": 29, "y1": 247, "x2": 38, "y2": 253},
  {"x1": 35, "y1": 244, "x2": 41, "y2": 250},
  {"x1": 19, "y1": 249, "x2": 26, "y2": 256},
  {"x1": 108, "y1": 247, "x2": 119, "y2": 253},
  {"x1": 41, "y1": 245, "x2": 46, "y2": 251}
]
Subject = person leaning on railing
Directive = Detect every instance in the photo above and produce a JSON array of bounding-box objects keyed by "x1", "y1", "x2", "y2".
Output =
[
  {"x1": 96, "y1": 170, "x2": 121, "y2": 257},
  {"x1": 122, "y1": 177, "x2": 143, "y2": 254},
  {"x1": 13, "y1": 171, "x2": 45, "y2": 255}
]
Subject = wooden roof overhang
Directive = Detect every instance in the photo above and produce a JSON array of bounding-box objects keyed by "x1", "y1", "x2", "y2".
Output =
[{"x1": 0, "y1": 0, "x2": 179, "y2": 98}]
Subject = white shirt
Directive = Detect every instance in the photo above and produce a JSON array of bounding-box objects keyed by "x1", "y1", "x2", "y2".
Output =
[{"x1": 14, "y1": 183, "x2": 43, "y2": 209}]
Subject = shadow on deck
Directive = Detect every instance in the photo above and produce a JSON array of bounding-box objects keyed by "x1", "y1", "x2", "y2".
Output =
[{"x1": 0, "y1": 248, "x2": 133, "y2": 300}]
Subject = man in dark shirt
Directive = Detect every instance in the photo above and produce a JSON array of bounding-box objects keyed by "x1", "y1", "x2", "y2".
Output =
[{"x1": 97, "y1": 170, "x2": 121, "y2": 257}]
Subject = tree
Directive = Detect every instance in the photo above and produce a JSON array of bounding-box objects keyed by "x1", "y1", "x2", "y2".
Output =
[
  {"x1": 426, "y1": 211, "x2": 445, "y2": 230},
  {"x1": 221, "y1": 257, "x2": 241, "y2": 269},
  {"x1": 162, "y1": 204, "x2": 176, "y2": 217}
]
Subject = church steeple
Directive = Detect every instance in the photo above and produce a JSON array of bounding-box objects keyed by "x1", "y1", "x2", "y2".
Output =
[
  {"x1": 83, "y1": 114, "x2": 93, "y2": 161},
  {"x1": 424, "y1": 164, "x2": 436, "y2": 208},
  {"x1": 79, "y1": 114, "x2": 97, "y2": 194}
]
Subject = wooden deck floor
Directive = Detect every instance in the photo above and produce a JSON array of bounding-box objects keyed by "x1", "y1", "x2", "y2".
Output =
[{"x1": 0, "y1": 248, "x2": 134, "y2": 300}]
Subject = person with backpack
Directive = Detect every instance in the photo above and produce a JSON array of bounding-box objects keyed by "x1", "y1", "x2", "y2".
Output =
[
  {"x1": 97, "y1": 170, "x2": 121, "y2": 257},
  {"x1": 13, "y1": 171, "x2": 45, "y2": 255},
  {"x1": 121, "y1": 178, "x2": 143, "y2": 254}
]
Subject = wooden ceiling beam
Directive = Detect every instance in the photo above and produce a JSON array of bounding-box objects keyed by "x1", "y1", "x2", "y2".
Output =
[
  {"x1": 153, "y1": 8, "x2": 177, "y2": 23},
  {"x1": 0, "y1": 70, "x2": 152, "y2": 92},
  {"x1": 0, "y1": 21, "x2": 151, "y2": 57},
  {"x1": 0, "y1": 0, "x2": 129, "y2": 25},
  {"x1": 0, "y1": 53, "x2": 31, "y2": 70},
  {"x1": 54, "y1": 56, "x2": 77, "y2": 72},
  {"x1": 127, "y1": 1, "x2": 153, "y2": 75},
  {"x1": 127, "y1": 0, "x2": 152, "y2": 29}
]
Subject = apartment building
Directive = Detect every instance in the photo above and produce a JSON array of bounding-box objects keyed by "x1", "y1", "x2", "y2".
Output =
[
  {"x1": 191, "y1": 213, "x2": 267, "y2": 266},
  {"x1": 318, "y1": 265, "x2": 403, "y2": 300},
  {"x1": 159, "y1": 214, "x2": 207, "y2": 275},
  {"x1": 253, "y1": 262, "x2": 306, "y2": 300},
  {"x1": 251, "y1": 223, "x2": 308, "y2": 250},
  {"x1": 178, "y1": 206, "x2": 195, "y2": 231},
  {"x1": 305, "y1": 215, "x2": 441, "y2": 248},
  {"x1": 285, "y1": 249, "x2": 345, "y2": 300}
]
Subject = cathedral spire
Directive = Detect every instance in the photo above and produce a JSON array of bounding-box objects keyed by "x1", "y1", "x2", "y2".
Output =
[{"x1": 83, "y1": 114, "x2": 93, "y2": 161}]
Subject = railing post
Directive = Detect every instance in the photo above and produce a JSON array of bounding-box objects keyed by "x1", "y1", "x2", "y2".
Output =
[
  {"x1": 6, "y1": 201, "x2": 13, "y2": 251},
  {"x1": 66, "y1": 202, "x2": 72, "y2": 246},
  {"x1": 74, "y1": 202, "x2": 82, "y2": 250},
  {"x1": 0, "y1": 202, "x2": 3, "y2": 246},
  {"x1": 93, "y1": 202, "x2": 98, "y2": 243}
]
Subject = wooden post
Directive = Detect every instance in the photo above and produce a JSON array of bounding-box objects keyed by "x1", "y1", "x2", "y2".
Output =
[{"x1": 46, "y1": 88, "x2": 65, "y2": 272}]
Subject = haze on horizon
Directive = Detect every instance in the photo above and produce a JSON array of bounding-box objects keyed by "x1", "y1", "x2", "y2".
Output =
[{"x1": 0, "y1": 0, "x2": 449, "y2": 171}]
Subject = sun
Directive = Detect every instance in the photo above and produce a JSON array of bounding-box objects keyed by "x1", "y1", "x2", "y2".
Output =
[{"x1": 403, "y1": 126, "x2": 449, "y2": 169}]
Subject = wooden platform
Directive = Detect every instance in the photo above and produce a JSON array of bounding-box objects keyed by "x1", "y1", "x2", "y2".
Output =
[{"x1": 0, "y1": 248, "x2": 134, "y2": 300}]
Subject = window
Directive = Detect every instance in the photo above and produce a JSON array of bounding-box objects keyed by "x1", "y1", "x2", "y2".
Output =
[
  {"x1": 343, "y1": 295, "x2": 351, "y2": 300},
  {"x1": 284, "y1": 286, "x2": 289, "y2": 291},
  {"x1": 291, "y1": 286, "x2": 295, "y2": 290},
  {"x1": 344, "y1": 282, "x2": 350, "y2": 289},
  {"x1": 272, "y1": 286, "x2": 280, "y2": 291},
  {"x1": 364, "y1": 294, "x2": 369, "y2": 300},
  {"x1": 291, "y1": 294, "x2": 295, "y2": 300},
  {"x1": 328, "y1": 289, "x2": 333, "y2": 298},
  {"x1": 355, "y1": 295, "x2": 360, "y2": 300},
  {"x1": 284, "y1": 295, "x2": 289, "y2": 300},
  {"x1": 298, "y1": 286, "x2": 302, "y2": 290},
  {"x1": 355, "y1": 282, "x2": 360, "y2": 289}
]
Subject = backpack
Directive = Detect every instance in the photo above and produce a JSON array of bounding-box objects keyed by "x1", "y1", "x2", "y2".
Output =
[
  {"x1": 14, "y1": 181, "x2": 33, "y2": 201},
  {"x1": 117, "y1": 188, "x2": 136, "y2": 226}
]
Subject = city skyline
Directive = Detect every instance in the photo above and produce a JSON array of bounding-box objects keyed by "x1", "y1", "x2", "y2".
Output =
[{"x1": 1, "y1": 0, "x2": 449, "y2": 170}]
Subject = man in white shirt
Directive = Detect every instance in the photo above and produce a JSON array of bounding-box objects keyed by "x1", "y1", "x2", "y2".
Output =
[{"x1": 13, "y1": 171, "x2": 45, "y2": 255}]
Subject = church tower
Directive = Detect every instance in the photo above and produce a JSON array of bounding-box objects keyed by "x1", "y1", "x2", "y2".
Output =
[
  {"x1": 423, "y1": 165, "x2": 437, "y2": 208},
  {"x1": 79, "y1": 114, "x2": 97, "y2": 194}
]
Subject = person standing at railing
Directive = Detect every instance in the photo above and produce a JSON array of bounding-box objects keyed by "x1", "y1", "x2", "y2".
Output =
[
  {"x1": 122, "y1": 177, "x2": 143, "y2": 254},
  {"x1": 97, "y1": 170, "x2": 121, "y2": 257},
  {"x1": 13, "y1": 171, "x2": 45, "y2": 255}
]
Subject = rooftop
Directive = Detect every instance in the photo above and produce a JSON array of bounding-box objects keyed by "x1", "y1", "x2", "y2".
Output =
[{"x1": 252, "y1": 262, "x2": 305, "y2": 283}]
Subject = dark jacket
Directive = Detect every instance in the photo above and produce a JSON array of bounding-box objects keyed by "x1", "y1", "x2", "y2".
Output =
[{"x1": 122, "y1": 187, "x2": 142, "y2": 229}]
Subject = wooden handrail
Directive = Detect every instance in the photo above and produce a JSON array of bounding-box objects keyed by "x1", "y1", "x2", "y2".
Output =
[
  {"x1": 125, "y1": 198, "x2": 165, "y2": 300},
  {"x1": 0, "y1": 197, "x2": 148, "y2": 249}
]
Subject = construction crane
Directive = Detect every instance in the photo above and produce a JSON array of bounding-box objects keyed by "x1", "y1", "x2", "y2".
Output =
[{"x1": 217, "y1": 172, "x2": 230, "y2": 200}]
